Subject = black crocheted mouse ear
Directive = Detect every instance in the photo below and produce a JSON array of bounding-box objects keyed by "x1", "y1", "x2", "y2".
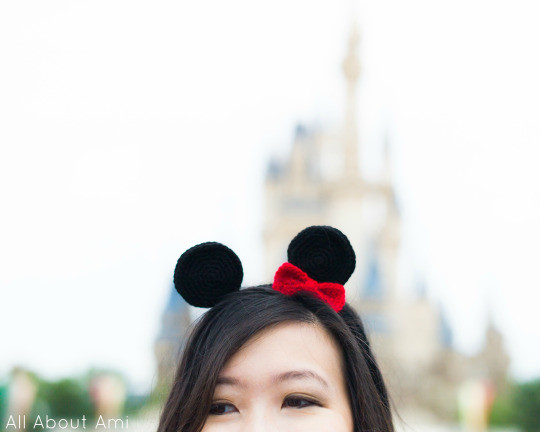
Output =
[
  {"x1": 287, "y1": 225, "x2": 356, "y2": 285},
  {"x1": 174, "y1": 242, "x2": 243, "y2": 308}
]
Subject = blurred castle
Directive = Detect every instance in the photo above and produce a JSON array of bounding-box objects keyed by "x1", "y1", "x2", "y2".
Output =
[
  {"x1": 154, "y1": 286, "x2": 191, "y2": 390},
  {"x1": 154, "y1": 26, "x2": 509, "y2": 418}
]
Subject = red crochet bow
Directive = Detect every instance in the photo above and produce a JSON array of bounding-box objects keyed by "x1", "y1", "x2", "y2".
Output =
[{"x1": 272, "y1": 262, "x2": 346, "y2": 312}]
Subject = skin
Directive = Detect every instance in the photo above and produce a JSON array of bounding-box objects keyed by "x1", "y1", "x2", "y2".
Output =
[{"x1": 202, "y1": 321, "x2": 354, "y2": 432}]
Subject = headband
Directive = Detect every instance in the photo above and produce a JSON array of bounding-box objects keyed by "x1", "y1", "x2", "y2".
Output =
[{"x1": 173, "y1": 225, "x2": 356, "y2": 312}]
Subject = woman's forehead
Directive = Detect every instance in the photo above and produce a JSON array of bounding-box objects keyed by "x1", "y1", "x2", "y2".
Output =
[{"x1": 217, "y1": 321, "x2": 345, "y2": 389}]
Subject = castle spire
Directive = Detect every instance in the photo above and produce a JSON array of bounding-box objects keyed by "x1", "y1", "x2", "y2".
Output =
[{"x1": 342, "y1": 24, "x2": 361, "y2": 179}]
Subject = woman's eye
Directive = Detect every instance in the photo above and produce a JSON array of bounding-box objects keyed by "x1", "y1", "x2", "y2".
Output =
[
  {"x1": 209, "y1": 402, "x2": 237, "y2": 415},
  {"x1": 283, "y1": 396, "x2": 319, "y2": 409}
]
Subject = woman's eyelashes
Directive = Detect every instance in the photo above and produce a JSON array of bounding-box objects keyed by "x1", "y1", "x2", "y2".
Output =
[
  {"x1": 282, "y1": 395, "x2": 322, "y2": 409},
  {"x1": 209, "y1": 402, "x2": 237, "y2": 415},
  {"x1": 209, "y1": 396, "x2": 322, "y2": 415}
]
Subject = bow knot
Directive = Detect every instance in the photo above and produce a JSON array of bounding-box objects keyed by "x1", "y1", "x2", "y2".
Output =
[{"x1": 272, "y1": 262, "x2": 345, "y2": 312}]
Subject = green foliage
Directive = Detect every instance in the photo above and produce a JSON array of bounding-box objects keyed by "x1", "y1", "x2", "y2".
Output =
[
  {"x1": 30, "y1": 377, "x2": 94, "y2": 424},
  {"x1": 490, "y1": 391, "x2": 515, "y2": 426},
  {"x1": 0, "y1": 383, "x2": 8, "y2": 426},
  {"x1": 490, "y1": 378, "x2": 540, "y2": 432},
  {"x1": 512, "y1": 378, "x2": 540, "y2": 432},
  {"x1": 124, "y1": 393, "x2": 150, "y2": 415},
  {"x1": 43, "y1": 378, "x2": 93, "y2": 418},
  {"x1": 1, "y1": 369, "x2": 153, "y2": 424}
]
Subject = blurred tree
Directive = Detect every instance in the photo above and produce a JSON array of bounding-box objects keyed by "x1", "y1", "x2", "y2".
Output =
[
  {"x1": 489, "y1": 391, "x2": 514, "y2": 426},
  {"x1": 124, "y1": 393, "x2": 150, "y2": 415},
  {"x1": 513, "y1": 379, "x2": 540, "y2": 432},
  {"x1": 36, "y1": 378, "x2": 93, "y2": 420},
  {"x1": 0, "y1": 381, "x2": 8, "y2": 426},
  {"x1": 3, "y1": 368, "x2": 152, "y2": 426},
  {"x1": 490, "y1": 378, "x2": 540, "y2": 432}
]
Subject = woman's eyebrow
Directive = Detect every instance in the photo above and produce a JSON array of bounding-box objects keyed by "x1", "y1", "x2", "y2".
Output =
[
  {"x1": 273, "y1": 369, "x2": 329, "y2": 388},
  {"x1": 216, "y1": 369, "x2": 329, "y2": 389},
  {"x1": 215, "y1": 376, "x2": 244, "y2": 387}
]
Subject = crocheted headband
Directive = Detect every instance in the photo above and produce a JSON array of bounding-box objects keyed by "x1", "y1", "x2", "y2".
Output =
[{"x1": 173, "y1": 225, "x2": 356, "y2": 312}]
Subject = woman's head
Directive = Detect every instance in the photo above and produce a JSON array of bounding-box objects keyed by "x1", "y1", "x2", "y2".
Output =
[
  {"x1": 157, "y1": 226, "x2": 394, "y2": 432},
  {"x1": 204, "y1": 319, "x2": 352, "y2": 431},
  {"x1": 157, "y1": 287, "x2": 393, "y2": 432}
]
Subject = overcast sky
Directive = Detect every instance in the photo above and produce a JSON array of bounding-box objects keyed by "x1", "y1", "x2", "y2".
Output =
[{"x1": 1, "y1": 0, "x2": 539, "y2": 392}]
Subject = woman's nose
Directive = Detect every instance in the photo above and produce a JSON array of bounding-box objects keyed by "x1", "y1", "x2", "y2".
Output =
[{"x1": 239, "y1": 408, "x2": 279, "y2": 432}]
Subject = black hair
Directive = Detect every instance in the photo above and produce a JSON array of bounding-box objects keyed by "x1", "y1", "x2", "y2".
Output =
[{"x1": 157, "y1": 286, "x2": 394, "y2": 432}]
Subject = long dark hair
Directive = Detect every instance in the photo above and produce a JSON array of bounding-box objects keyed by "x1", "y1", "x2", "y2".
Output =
[{"x1": 157, "y1": 286, "x2": 394, "y2": 432}]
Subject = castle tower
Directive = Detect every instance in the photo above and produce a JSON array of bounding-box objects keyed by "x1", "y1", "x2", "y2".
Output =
[
  {"x1": 262, "y1": 23, "x2": 402, "y2": 331},
  {"x1": 474, "y1": 316, "x2": 510, "y2": 392},
  {"x1": 342, "y1": 24, "x2": 361, "y2": 180}
]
